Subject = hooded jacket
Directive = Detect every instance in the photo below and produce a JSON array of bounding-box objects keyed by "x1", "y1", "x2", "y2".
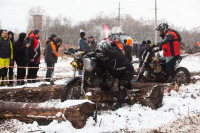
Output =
[
  {"x1": 14, "y1": 33, "x2": 28, "y2": 64},
  {"x1": 28, "y1": 33, "x2": 40, "y2": 64}
]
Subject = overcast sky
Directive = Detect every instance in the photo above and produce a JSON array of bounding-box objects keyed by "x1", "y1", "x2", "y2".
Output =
[{"x1": 0, "y1": 0, "x2": 200, "y2": 32}]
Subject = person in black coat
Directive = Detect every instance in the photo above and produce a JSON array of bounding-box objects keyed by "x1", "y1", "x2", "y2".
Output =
[
  {"x1": 96, "y1": 40, "x2": 134, "y2": 111},
  {"x1": 124, "y1": 39, "x2": 133, "y2": 62},
  {"x1": 8, "y1": 31, "x2": 15, "y2": 85},
  {"x1": 88, "y1": 36, "x2": 97, "y2": 51},
  {"x1": 138, "y1": 40, "x2": 147, "y2": 68},
  {"x1": 14, "y1": 33, "x2": 30, "y2": 85}
]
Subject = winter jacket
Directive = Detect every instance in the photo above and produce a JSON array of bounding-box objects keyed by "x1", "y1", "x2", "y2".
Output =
[
  {"x1": 45, "y1": 39, "x2": 59, "y2": 63},
  {"x1": 124, "y1": 45, "x2": 132, "y2": 62},
  {"x1": 88, "y1": 40, "x2": 97, "y2": 51},
  {"x1": 0, "y1": 37, "x2": 13, "y2": 59},
  {"x1": 112, "y1": 41, "x2": 124, "y2": 53},
  {"x1": 14, "y1": 38, "x2": 28, "y2": 65},
  {"x1": 79, "y1": 38, "x2": 89, "y2": 50},
  {"x1": 161, "y1": 29, "x2": 180, "y2": 57},
  {"x1": 101, "y1": 43, "x2": 133, "y2": 79},
  {"x1": 8, "y1": 31, "x2": 15, "y2": 60},
  {"x1": 28, "y1": 33, "x2": 40, "y2": 64},
  {"x1": 138, "y1": 44, "x2": 146, "y2": 61}
]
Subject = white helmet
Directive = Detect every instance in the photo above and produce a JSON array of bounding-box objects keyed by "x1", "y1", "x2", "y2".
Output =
[{"x1": 96, "y1": 40, "x2": 112, "y2": 53}]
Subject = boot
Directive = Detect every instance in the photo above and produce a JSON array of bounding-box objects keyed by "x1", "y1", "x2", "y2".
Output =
[
  {"x1": 112, "y1": 103, "x2": 122, "y2": 111},
  {"x1": 112, "y1": 90, "x2": 127, "y2": 111},
  {"x1": 17, "y1": 81, "x2": 21, "y2": 86}
]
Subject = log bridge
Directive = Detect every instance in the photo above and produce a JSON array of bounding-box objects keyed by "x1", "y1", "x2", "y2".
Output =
[{"x1": 0, "y1": 82, "x2": 166, "y2": 128}]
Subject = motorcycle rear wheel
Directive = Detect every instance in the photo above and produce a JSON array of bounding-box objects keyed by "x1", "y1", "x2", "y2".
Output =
[
  {"x1": 174, "y1": 67, "x2": 191, "y2": 86},
  {"x1": 61, "y1": 78, "x2": 85, "y2": 102}
]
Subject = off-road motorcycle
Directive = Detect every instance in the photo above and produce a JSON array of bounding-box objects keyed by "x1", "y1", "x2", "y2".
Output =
[
  {"x1": 135, "y1": 46, "x2": 191, "y2": 85},
  {"x1": 61, "y1": 48, "x2": 115, "y2": 102}
]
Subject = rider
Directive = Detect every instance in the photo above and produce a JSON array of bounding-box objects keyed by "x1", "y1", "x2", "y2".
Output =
[
  {"x1": 153, "y1": 23, "x2": 181, "y2": 82},
  {"x1": 96, "y1": 40, "x2": 134, "y2": 111}
]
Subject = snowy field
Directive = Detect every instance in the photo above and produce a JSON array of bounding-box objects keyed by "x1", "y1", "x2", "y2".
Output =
[{"x1": 0, "y1": 54, "x2": 200, "y2": 132}]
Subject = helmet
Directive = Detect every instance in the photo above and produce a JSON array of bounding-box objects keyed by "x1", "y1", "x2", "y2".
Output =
[
  {"x1": 96, "y1": 40, "x2": 112, "y2": 53},
  {"x1": 154, "y1": 23, "x2": 169, "y2": 38},
  {"x1": 154, "y1": 23, "x2": 168, "y2": 31}
]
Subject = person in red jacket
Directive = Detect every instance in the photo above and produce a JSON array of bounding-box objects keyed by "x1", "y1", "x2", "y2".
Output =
[
  {"x1": 154, "y1": 23, "x2": 181, "y2": 82},
  {"x1": 27, "y1": 29, "x2": 41, "y2": 83}
]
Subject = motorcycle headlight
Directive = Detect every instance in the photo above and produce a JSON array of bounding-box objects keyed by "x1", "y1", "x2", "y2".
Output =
[{"x1": 71, "y1": 61, "x2": 78, "y2": 69}]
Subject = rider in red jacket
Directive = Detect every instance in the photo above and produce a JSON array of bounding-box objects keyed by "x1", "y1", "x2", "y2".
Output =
[{"x1": 154, "y1": 23, "x2": 181, "y2": 82}]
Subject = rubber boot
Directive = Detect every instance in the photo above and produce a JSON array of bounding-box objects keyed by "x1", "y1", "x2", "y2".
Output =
[{"x1": 112, "y1": 90, "x2": 127, "y2": 111}]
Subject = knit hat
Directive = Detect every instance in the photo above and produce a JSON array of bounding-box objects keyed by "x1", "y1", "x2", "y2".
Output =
[
  {"x1": 50, "y1": 33, "x2": 57, "y2": 39},
  {"x1": 126, "y1": 39, "x2": 133, "y2": 46},
  {"x1": 147, "y1": 40, "x2": 151, "y2": 44},
  {"x1": 33, "y1": 28, "x2": 40, "y2": 35},
  {"x1": 19, "y1": 33, "x2": 26, "y2": 41}
]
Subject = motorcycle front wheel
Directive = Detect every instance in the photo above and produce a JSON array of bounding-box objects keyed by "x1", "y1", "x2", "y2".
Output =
[
  {"x1": 61, "y1": 77, "x2": 85, "y2": 102},
  {"x1": 174, "y1": 67, "x2": 191, "y2": 86}
]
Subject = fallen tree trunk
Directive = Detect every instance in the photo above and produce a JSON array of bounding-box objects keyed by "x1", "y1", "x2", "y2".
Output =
[
  {"x1": 0, "y1": 100, "x2": 95, "y2": 129},
  {"x1": 0, "y1": 84, "x2": 65, "y2": 103},
  {"x1": 87, "y1": 83, "x2": 165, "y2": 110}
]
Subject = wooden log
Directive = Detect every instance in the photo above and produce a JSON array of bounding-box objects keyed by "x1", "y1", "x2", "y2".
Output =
[
  {"x1": 0, "y1": 84, "x2": 65, "y2": 103},
  {"x1": 0, "y1": 100, "x2": 95, "y2": 129},
  {"x1": 87, "y1": 83, "x2": 165, "y2": 110}
]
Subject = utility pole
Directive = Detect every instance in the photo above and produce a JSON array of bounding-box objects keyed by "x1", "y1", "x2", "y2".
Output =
[
  {"x1": 155, "y1": 0, "x2": 158, "y2": 43},
  {"x1": 118, "y1": 2, "x2": 121, "y2": 27}
]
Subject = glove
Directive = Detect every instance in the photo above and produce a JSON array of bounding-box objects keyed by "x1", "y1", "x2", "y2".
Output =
[
  {"x1": 152, "y1": 43, "x2": 160, "y2": 48},
  {"x1": 10, "y1": 59, "x2": 14, "y2": 66}
]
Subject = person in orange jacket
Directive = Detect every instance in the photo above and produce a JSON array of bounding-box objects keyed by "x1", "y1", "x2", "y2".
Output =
[{"x1": 44, "y1": 34, "x2": 61, "y2": 82}]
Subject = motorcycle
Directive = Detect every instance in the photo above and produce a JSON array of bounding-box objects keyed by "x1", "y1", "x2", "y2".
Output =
[
  {"x1": 61, "y1": 48, "x2": 115, "y2": 102},
  {"x1": 135, "y1": 46, "x2": 191, "y2": 85}
]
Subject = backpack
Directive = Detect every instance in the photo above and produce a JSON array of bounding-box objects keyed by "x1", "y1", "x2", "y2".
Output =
[{"x1": 171, "y1": 29, "x2": 182, "y2": 43}]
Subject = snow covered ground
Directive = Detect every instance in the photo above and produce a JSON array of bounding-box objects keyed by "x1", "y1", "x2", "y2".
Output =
[{"x1": 0, "y1": 54, "x2": 200, "y2": 133}]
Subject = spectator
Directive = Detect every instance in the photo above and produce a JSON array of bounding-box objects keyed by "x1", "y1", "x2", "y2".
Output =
[
  {"x1": 0, "y1": 29, "x2": 3, "y2": 36},
  {"x1": 78, "y1": 30, "x2": 89, "y2": 51},
  {"x1": 124, "y1": 39, "x2": 133, "y2": 62},
  {"x1": 56, "y1": 38, "x2": 62, "y2": 51},
  {"x1": 112, "y1": 37, "x2": 124, "y2": 53},
  {"x1": 14, "y1": 33, "x2": 30, "y2": 85},
  {"x1": 138, "y1": 40, "x2": 147, "y2": 68},
  {"x1": 0, "y1": 30, "x2": 13, "y2": 86},
  {"x1": 27, "y1": 29, "x2": 41, "y2": 83},
  {"x1": 25, "y1": 29, "x2": 34, "y2": 65},
  {"x1": 8, "y1": 31, "x2": 15, "y2": 86},
  {"x1": 146, "y1": 40, "x2": 151, "y2": 47},
  {"x1": 44, "y1": 34, "x2": 60, "y2": 82},
  {"x1": 78, "y1": 30, "x2": 89, "y2": 75},
  {"x1": 123, "y1": 39, "x2": 127, "y2": 47},
  {"x1": 88, "y1": 36, "x2": 96, "y2": 51}
]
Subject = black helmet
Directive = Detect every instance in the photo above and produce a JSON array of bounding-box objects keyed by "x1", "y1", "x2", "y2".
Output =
[
  {"x1": 154, "y1": 23, "x2": 169, "y2": 38},
  {"x1": 154, "y1": 23, "x2": 168, "y2": 32},
  {"x1": 96, "y1": 40, "x2": 112, "y2": 53}
]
